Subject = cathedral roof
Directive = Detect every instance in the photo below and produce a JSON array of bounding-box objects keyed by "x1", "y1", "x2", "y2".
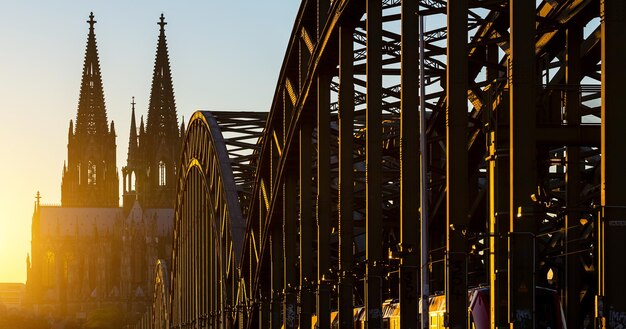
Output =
[
  {"x1": 74, "y1": 12, "x2": 110, "y2": 136},
  {"x1": 36, "y1": 206, "x2": 174, "y2": 238},
  {"x1": 37, "y1": 206, "x2": 123, "y2": 237},
  {"x1": 146, "y1": 14, "x2": 178, "y2": 140}
]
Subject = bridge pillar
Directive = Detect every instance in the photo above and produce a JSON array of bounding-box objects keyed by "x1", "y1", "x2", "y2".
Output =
[
  {"x1": 283, "y1": 173, "x2": 298, "y2": 329},
  {"x1": 338, "y1": 22, "x2": 355, "y2": 329},
  {"x1": 599, "y1": 1, "x2": 626, "y2": 327},
  {"x1": 446, "y1": 1, "x2": 469, "y2": 328},
  {"x1": 487, "y1": 34, "x2": 510, "y2": 329},
  {"x1": 399, "y1": 0, "x2": 420, "y2": 328},
  {"x1": 508, "y1": 0, "x2": 537, "y2": 328},
  {"x1": 564, "y1": 22, "x2": 583, "y2": 329},
  {"x1": 315, "y1": 2, "x2": 331, "y2": 329},
  {"x1": 300, "y1": 118, "x2": 314, "y2": 329},
  {"x1": 365, "y1": 0, "x2": 383, "y2": 328},
  {"x1": 316, "y1": 71, "x2": 332, "y2": 329}
]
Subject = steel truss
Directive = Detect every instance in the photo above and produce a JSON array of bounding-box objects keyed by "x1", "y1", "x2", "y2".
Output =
[{"x1": 137, "y1": 0, "x2": 626, "y2": 328}]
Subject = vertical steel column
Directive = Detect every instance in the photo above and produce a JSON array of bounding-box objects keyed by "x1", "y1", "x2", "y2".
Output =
[
  {"x1": 338, "y1": 23, "x2": 355, "y2": 329},
  {"x1": 418, "y1": 14, "x2": 430, "y2": 329},
  {"x1": 193, "y1": 186, "x2": 199, "y2": 328},
  {"x1": 565, "y1": 24, "x2": 582, "y2": 329},
  {"x1": 179, "y1": 198, "x2": 184, "y2": 328},
  {"x1": 282, "y1": 76, "x2": 296, "y2": 329},
  {"x1": 271, "y1": 228, "x2": 283, "y2": 329},
  {"x1": 509, "y1": 1, "x2": 536, "y2": 328},
  {"x1": 316, "y1": 72, "x2": 332, "y2": 329},
  {"x1": 315, "y1": 2, "x2": 331, "y2": 327},
  {"x1": 284, "y1": 174, "x2": 298, "y2": 329},
  {"x1": 488, "y1": 127, "x2": 510, "y2": 329},
  {"x1": 183, "y1": 193, "x2": 189, "y2": 327},
  {"x1": 600, "y1": 1, "x2": 626, "y2": 327},
  {"x1": 300, "y1": 120, "x2": 314, "y2": 329},
  {"x1": 209, "y1": 194, "x2": 216, "y2": 329},
  {"x1": 220, "y1": 197, "x2": 227, "y2": 329},
  {"x1": 400, "y1": 0, "x2": 420, "y2": 328},
  {"x1": 201, "y1": 188, "x2": 206, "y2": 328},
  {"x1": 446, "y1": 1, "x2": 469, "y2": 328},
  {"x1": 487, "y1": 41, "x2": 510, "y2": 329},
  {"x1": 366, "y1": 0, "x2": 383, "y2": 328},
  {"x1": 208, "y1": 199, "x2": 213, "y2": 329}
]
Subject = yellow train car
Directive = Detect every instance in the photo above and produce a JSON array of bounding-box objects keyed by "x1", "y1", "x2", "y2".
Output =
[{"x1": 310, "y1": 287, "x2": 564, "y2": 329}]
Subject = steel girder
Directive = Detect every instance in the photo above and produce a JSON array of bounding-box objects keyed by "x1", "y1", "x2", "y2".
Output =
[
  {"x1": 135, "y1": 111, "x2": 265, "y2": 329},
  {"x1": 233, "y1": 1, "x2": 606, "y2": 328},
  {"x1": 135, "y1": 0, "x2": 624, "y2": 328}
]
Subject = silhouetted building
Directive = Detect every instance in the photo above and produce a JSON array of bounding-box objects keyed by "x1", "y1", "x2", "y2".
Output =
[
  {"x1": 26, "y1": 13, "x2": 180, "y2": 323},
  {"x1": 61, "y1": 12, "x2": 118, "y2": 209},
  {"x1": 122, "y1": 14, "x2": 184, "y2": 212}
]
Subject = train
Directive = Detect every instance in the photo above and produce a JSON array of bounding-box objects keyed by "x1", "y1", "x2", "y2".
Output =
[{"x1": 310, "y1": 287, "x2": 565, "y2": 329}]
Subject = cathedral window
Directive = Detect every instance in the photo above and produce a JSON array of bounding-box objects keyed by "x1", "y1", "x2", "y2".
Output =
[
  {"x1": 130, "y1": 171, "x2": 136, "y2": 191},
  {"x1": 159, "y1": 161, "x2": 166, "y2": 186},
  {"x1": 77, "y1": 162, "x2": 81, "y2": 185},
  {"x1": 88, "y1": 160, "x2": 97, "y2": 185}
]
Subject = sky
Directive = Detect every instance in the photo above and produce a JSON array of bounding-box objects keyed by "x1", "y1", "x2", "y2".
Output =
[{"x1": 0, "y1": 1, "x2": 300, "y2": 283}]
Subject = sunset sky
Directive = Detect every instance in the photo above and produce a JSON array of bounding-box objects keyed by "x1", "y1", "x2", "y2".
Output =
[{"x1": 0, "y1": 1, "x2": 299, "y2": 283}]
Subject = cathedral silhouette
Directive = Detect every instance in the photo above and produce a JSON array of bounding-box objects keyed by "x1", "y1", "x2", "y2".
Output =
[{"x1": 25, "y1": 13, "x2": 182, "y2": 323}]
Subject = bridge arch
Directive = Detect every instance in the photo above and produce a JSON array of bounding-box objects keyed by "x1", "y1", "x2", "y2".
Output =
[
  {"x1": 134, "y1": 0, "x2": 617, "y2": 327},
  {"x1": 134, "y1": 259, "x2": 170, "y2": 329},
  {"x1": 153, "y1": 259, "x2": 169, "y2": 329},
  {"x1": 168, "y1": 111, "x2": 265, "y2": 329},
  {"x1": 170, "y1": 111, "x2": 246, "y2": 328}
]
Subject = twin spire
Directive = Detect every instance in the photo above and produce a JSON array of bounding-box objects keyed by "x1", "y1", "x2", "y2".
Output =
[
  {"x1": 73, "y1": 12, "x2": 178, "y2": 141},
  {"x1": 74, "y1": 12, "x2": 108, "y2": 136},
  {"x1": 122, "y1": 13, "x2": 183, "y2": 210},
  {"x1": 146, "y1": 13, "x2": 179, "y2": 140},
  {"x1": 127, "y1": 12, "x2": 180, "y2": 161},
  {"x1": 63, "y1": 12, "x2": 180, "y2": 208}
]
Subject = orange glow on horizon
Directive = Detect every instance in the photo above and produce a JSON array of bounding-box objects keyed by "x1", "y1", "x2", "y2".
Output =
[{"x1": 0, "y1": 0, "x2": 298, "y2": 285}]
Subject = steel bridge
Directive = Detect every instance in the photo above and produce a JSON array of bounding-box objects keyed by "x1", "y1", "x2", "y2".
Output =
[{"x1": 134, "y1": 0, "x2": 626, "y2": 328}]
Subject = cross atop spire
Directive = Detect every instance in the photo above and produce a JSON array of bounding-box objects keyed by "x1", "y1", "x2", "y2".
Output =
[
  {"x1": 75, "y1": 12, "x2": 109, "y2": 136},
  {"x1": 131, "y1": 96, "x2": 136, "y2": 110},
  {"x1": 87, "y1": 12, "x2": 96, "y2": 31},
  {"x1": 158, "y1": 13, "x2": 167, "y2": 32}
]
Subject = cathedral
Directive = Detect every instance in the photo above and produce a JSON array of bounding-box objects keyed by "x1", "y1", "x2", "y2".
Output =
[{"x1": 25, "y1": 13, "x2": 183, "y2": 323}]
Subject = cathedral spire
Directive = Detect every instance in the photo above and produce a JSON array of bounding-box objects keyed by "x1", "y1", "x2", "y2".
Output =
[
  {"x1": 127, "y1": 97, "x2": 138, "y2": 163},
  {"x1": 62, "y1": 12, "x2": 118, "y2": 208},
  {"x1": 146, "y1": 13, "x2": 178, "y2": 139},
  {"x1": 133, "y1": 14, "x2": 181, "y2": 209},
  {"x1": 75, "y1": 12, "x2": 109, "y2": 136}
]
